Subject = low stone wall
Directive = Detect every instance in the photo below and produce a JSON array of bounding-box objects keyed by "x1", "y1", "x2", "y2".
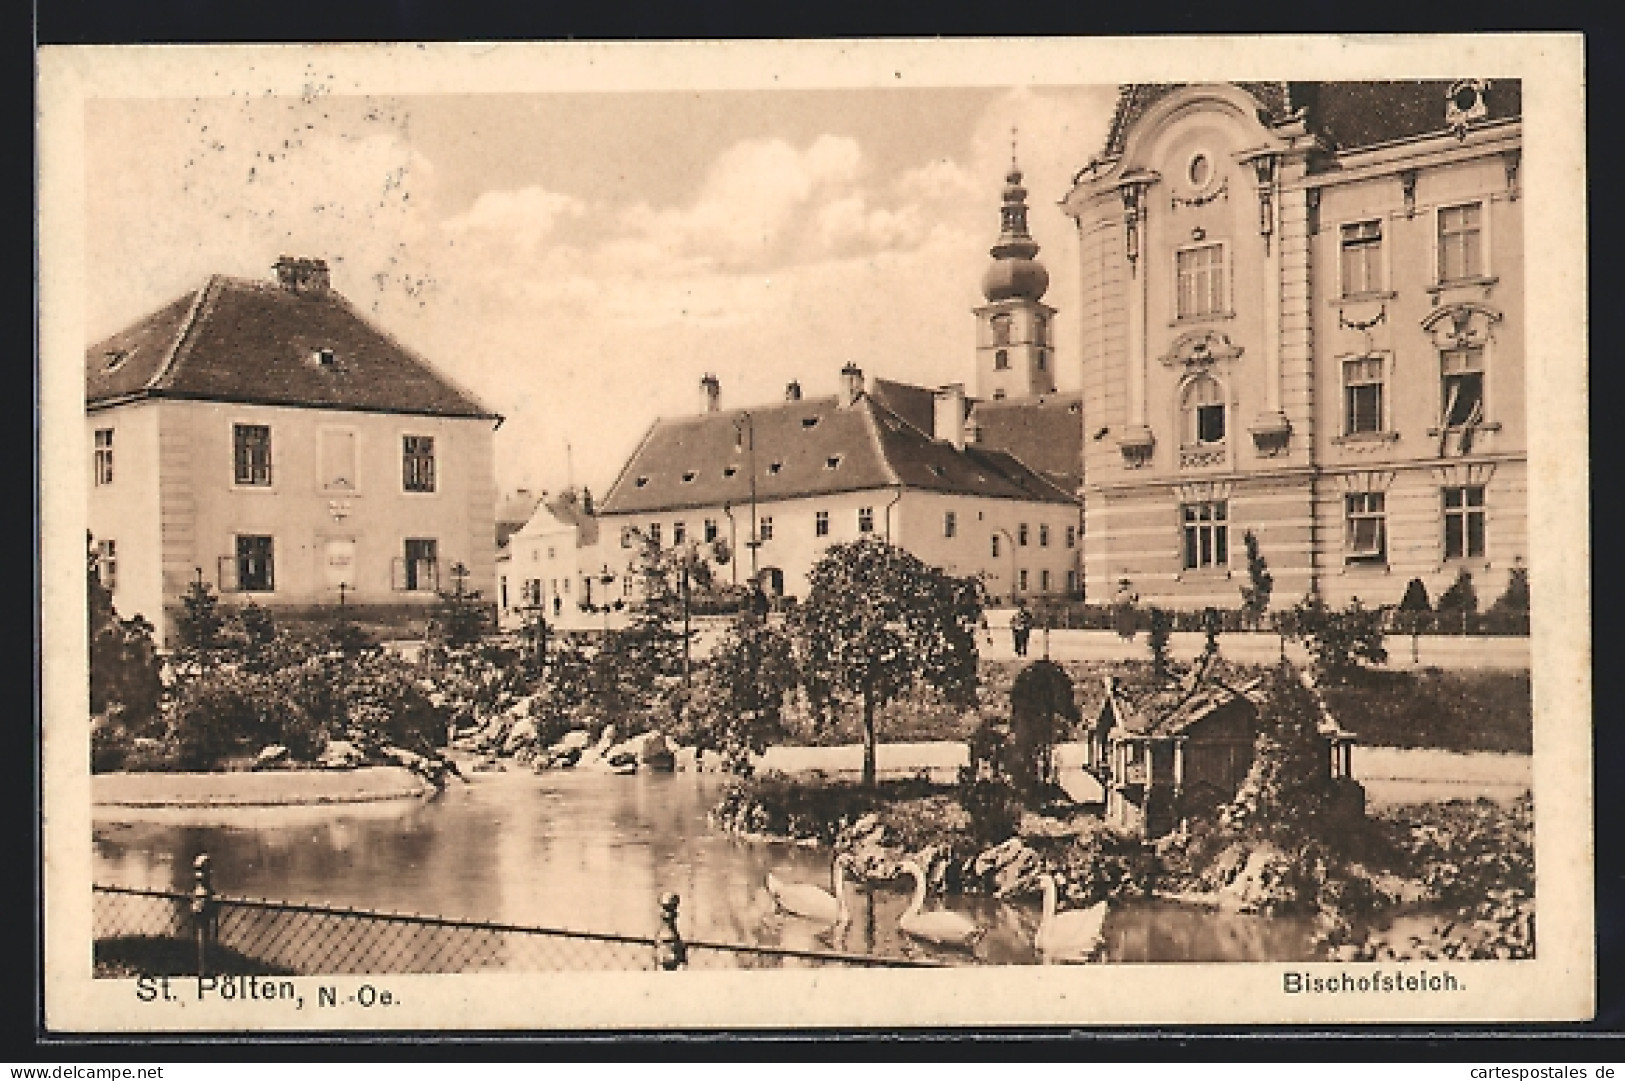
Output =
[{"x1": 92, "y1": 766, "x2": 431, "y2": 809}]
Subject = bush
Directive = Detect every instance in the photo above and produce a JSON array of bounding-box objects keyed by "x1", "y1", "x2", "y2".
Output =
[
  {"x1": 958, "y1": 777, "x2": 1023, "y2": 845},
  {"x1": 1436, "y1": 568, "x2": 1479, "y2": 633},
  {"x1": 1282, "y1": 594, "x2": 1387, "y2": 683},
  {"x1": 1006, "y1": 660, "x2": 1078, "y2": 799}
]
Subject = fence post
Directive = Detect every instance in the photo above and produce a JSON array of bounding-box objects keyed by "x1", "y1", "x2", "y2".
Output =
[
  {"x1": 191, "y1": 853, "x2": 217, "y2": 979},
  {"x1": 654, "y1": 892, "x2": 686, "y2": 971}
]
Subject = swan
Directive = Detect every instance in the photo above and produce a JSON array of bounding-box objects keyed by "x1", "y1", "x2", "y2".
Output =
[
  {"x1": 766, "y1": 854, "x2": 851, "y2": 924},
  {"x1": 896, "y1": 859, "x2": 983, "y2": 949},
  {"x1": 1034, "y1": 873, "x2": 1109, "y2": 964}
]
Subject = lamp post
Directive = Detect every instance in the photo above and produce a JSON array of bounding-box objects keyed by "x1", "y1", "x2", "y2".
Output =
[{"x1": 733, "y1": 411, "x2": 759, "y2": 583}]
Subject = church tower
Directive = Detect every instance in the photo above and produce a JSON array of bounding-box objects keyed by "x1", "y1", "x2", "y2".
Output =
[{"x1": 974, "y1": 155, "x2": 1057, "y2": 401}]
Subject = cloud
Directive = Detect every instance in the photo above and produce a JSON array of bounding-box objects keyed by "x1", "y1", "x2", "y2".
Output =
[{"x1": 442, "y1": 186, "x2": 586, "y2": 240}]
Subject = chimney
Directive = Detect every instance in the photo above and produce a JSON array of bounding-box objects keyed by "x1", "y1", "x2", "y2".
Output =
[
  {"x1": 933, "y1": 383, "x2": 967, "y2": 451},
  {"x1": 839, "y1": 362, "x2": 865, "y2": 409},
  {"x1": 581, "y1": 487, "x2": 594, "y2": 515},
  {"x1": 785, "y1": 380, "x2": 802, "y2": 402},
  {"x1": 700, "y1": 372, "x2": 721, "y2": 413},
  {"x1": 273, "y1": 256, "x2": 331, "y2": 296}
]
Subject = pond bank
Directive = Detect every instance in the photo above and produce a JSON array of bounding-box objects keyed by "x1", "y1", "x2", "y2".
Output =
[{"x1": 93, "y1": 766, "x2": 431, "y2": 813}]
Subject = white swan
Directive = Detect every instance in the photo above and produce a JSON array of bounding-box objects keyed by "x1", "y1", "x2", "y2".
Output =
[
  {"x1": 896, "y1": 859, "x2": 983, "y2": 949},
  {"x1": 1034, "y1": 874, "x2": 1109, "y2": 964},
  {"x1": 766, "y1": 854, "x2": 851, "y2": 924}
]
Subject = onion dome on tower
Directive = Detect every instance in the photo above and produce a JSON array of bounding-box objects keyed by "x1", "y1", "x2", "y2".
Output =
[{"x1": 981, "y1": 163, "x2": 1050, "y2": 303}]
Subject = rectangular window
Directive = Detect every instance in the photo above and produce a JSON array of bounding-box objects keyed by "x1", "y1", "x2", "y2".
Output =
[
  {"x1": 858, "y1": 507, "x2": 874, "y2": 534},
  {"x1": 1065, "y1": 525, "x2": 1077, "y2": 549},
  {"x1": 759, "y1": 517, "x2": 774, "y2": 541},
  {"x1": 1066, "y1": 570, "x2": 1079, "y2": 594},
  {"x1": 1041, "y1": 569, "x2": 1052, "y2": 592},
  {"x1": 1340, "y1": 220, "x2": 1384, "y2": 296},
  {"x1": 96, "y1": 539, "x2": 116, "y2": 592},
  {"x1": 620, "y1": 526, "x2": 634, "y2": 549},
  {"x1": 1176, "y1": 243, "x2": 1225, "y2": 319},
  {"x1": 649, "y1": 522, "x2": 662, "y2": 547},
  {"x1": 815, "y1": 510, "x2": 830, "y2": 537},
  {"x1": 944, "y1": 511, "x2": 957, "y2": 539},
  {"x1": 1019, "y1": 569, "x2": 1029, "y2": 592},
  {"x1": 704, "y1": 519, "x2": 719, "y2": 543},
  {"x1": 233, "y1": 424, "x2": 272, "y2": 486},
  {"x1": 402, "y1": 435, "x2": 436, "y2": 492},
  {"x1": 93, "y1": 429, "x2": 114, "y2": 486},
  {"x1": 1018, "y1": 523, "x2": 1030, "y2": 546},
  {"x1": 1344, "y1": 357, "x2": 1386, "y2": 435},
  {"x1": 1443, "y1": 485, "x2": 1487, "y2": 560},
  {"x1": 1181, "y1": 501, "x2": 1229, "y2": 570},
  {"x1": 1441, "y1": 347, "x2": 1485, "y2": 427},
  {"x1": 673, "y1": 521, "x2": 687, "y2": 546},
  {"x1": 623, "y1": 576, "x2": 634, "y2": 597},
  {"x1": 1345, "y1": 492, "x2": 1387, "y2": 563},
  {"x1": 1438, "y1": 202, "x2": 1483, "y2": 282},
  {"x1": 403, "y1": 538, "x2": 438, "y2": 592},
  {"x1": 236, "y1": 535, "x2": 275, "y2": 592},
  {"x1": 1039, "y1": 524, "x2": 1050, "y2": 547},
  {"x1": 991, "y1": 534, "x2": 1001, "y2": 558},
  {"x1": 320, "y1": 429, "x2": 357, "y2": 491}
]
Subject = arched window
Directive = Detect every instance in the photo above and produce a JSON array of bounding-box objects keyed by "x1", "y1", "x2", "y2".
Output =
[
  {"x1": 991, "y1": 314, "x2": 1012, "y2": 346},
  {"x1": 1182, "y1": 375, "x2": 1226, "y2": 445}
]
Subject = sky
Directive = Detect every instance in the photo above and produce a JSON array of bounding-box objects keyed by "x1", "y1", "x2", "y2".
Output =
[{"x1": 83, "y1": 84, "x2": 1117, "y2": 498}]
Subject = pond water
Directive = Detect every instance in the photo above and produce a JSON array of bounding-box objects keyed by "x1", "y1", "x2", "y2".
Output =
[{"x1": 93, "y1": 769, "x2": 1322, "y2": 967}]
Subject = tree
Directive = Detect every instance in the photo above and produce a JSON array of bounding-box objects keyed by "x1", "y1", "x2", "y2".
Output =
[
  {"x1": 1006, "y1": 659, "x2": 1079, "y2": 801},
  {"x1": 1283, "y1": 593, "x2": 1387, "y2": 683},
  {"x1": 1436, "y1": 568, "x2": 1479, "y2": 634},
  {"x1": 1147, "y1": 606, "x2": 1173, "y2": 683},
  {"x1": 1484, "y1": 563, "x2": 1531, "y2": 635},
  {"x1": 87, "y1": 534, "x2": 162, "y2": 731},
  {"x1": 1223, "y1": 663, "x2": 1345, "y2": 842},
  {"x1": 175, "y1": 570, "x2": 224, "y2": 658},
  {"x1": 1397, "y1": 577, "x2": 1433, "y2": 662},
  {"x1": 432, "y1": 561, "x2": 491, "y2": 647},
  {"x1": 696, "y1": 610, "x2": 798, "y2": 771},
  {"x1": 791, "y1": 539, "x2": 983, "y2": 786},
  {"x1": 1238, "y1": 530, "x2": 1275, "y2": 630}
]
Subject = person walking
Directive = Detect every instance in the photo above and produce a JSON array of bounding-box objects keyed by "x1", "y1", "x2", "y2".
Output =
[{"x1": 1011, "y1": 603, "x2": 1033, "y2": 657}]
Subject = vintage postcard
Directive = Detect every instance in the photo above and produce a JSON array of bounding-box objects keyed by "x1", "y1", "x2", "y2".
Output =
[{"x1": 38, "y1": 35, "x2": 1591, "y2": 1031}]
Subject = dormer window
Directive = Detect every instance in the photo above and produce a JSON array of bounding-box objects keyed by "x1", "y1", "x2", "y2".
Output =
[
  {"x1": 723, "y1": 466, "x2": 738, "y2": 478},
  {"x1": 801, "y1": 417, "x2": 820, "y2": 429},
  {"x1": 102, "y1": 349, "x2": 129, "y2": 372},
  {"x1": 768, "y1": 461, "x2": 784, "y2": 475},
  {"x1": 634, "y1": 476, "x2": 650, "y2": 488},
  {"x1": 681, "y1": 470, "x2": 697, "y2": 483},
  {"x1": 825, "y1": 455, "x2": 842, "y2": 470}
]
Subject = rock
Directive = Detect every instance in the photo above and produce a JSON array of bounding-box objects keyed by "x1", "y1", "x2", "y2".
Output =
[
  {"x1": 550, "y1": 746, "x2": 583, "y2": 769},
  {"x1": 639, "y1": 732, "x2": 675, "y2": 772},
  {"x1": 317, "y1": 740, "x2": 364, "y2": 770},
  {"x1": 607, "y1": 750, "x2": 638, "y2": 772},
  {"x1": 381, "y1": 746, "x2": 426, "y2": 771},
  {"x1": 252, "y1": 745, "x2": 289, "y2": 770},
  {"x1": 553, "y1": 729, "x2": 593, "y2": 754},
  {"x1": 470, "y1": 755, "x2": 506, "y2": 773},
  {"x1": 504, "y1": 716, "x2": 540, "y2": 754}
]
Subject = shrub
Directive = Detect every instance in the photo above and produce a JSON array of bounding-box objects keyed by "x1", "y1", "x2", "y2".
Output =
[
  {"x1": 1482, "y1": 564, "x2": 1531, "y2": 635},
  {"x1": 958, "y1": 778, "x2": 1023, "y2": 845},
  {"x1": 1436, "y1": 568, "x2": 1479, "y2": 633},
  {"x1": 1223, "y1": 664, "x2": 1353, "y2": 844},
  {"x1": 1006, "y1": 660, "x2": 1078, "y2": 800},
  {"x1": 1282, "y1": 594, "x2": 1387, "y2": 683},
  {"x1": 174, "y1": 576, "x2": 225, "y2": 656},
  {"x1": 1239, "y1": 530, "x2": 1274, "y2": 630},
  {"x1": 1147, "y1": 607, "x2": 1173, "y2": 682}
]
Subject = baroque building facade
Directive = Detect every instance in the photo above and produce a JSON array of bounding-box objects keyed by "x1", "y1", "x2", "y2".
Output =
[{"x1": 1062, "y1": 81, "x2": 1524, "y2": 609}]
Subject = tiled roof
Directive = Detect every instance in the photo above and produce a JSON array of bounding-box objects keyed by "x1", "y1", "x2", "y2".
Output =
[
  {"x1": 86, "y1": 275, "x2": 498, "y2": 420},
  {"x1": 546, "y1": 490, "x2": 601, "y2": 548},
  {"x1": 1098, "y1": 658, "x2": 1264, "y2": 739},
  {"x1": 598, "y1": 387, "x2": 1077, "y2": 516},
  {"x1": 967, "y1": 392, "x2": 1084, "y2": 495},
  {"x1": 1097, "y1": 80, "x2": 1520, "y2": 164}
]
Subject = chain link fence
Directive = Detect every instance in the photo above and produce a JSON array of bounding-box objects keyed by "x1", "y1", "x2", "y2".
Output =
[{"x1": 93, "y1": 856, "x2": 938, "y2": 977}]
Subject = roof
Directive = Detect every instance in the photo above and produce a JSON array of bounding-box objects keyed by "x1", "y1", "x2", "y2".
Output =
[
  {"x1": 1097, "y1": 80, "x2": 1521, "y2": 165},
  {"x1": 86, "y1": 274, "x2": 499, "y2": 420},
  {"x1": 1098, "y1": 657, "x2": 1265, "y2": 740},
  {"x1": 598, "y1": 386, "x2": 1078, "y2": 516},
  {"x1": 967, "y1": 392, "x2": 1084, "y2": 495},
  {"x1": 545, "y1": 489, "x2": 601, "y2": 548}
]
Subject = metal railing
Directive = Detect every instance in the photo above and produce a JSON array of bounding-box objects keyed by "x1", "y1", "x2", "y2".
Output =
[{"x1": 93, "y1": 855, "x2": 938, "y2": 977}]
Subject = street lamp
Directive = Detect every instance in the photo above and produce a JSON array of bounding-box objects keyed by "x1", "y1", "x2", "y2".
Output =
[{"x1": 733, "y1": 411, "x2": 759, "y2": 583}]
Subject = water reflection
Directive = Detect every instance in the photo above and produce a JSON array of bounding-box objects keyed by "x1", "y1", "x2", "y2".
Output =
[{"x1": 94, "y1": 770, "x2": 1319, "y2": 966}]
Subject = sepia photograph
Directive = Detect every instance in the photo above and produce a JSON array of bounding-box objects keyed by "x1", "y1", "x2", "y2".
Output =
[{"x1": 37, "y1": 36, "x2": 1591, "y2": 1030}]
